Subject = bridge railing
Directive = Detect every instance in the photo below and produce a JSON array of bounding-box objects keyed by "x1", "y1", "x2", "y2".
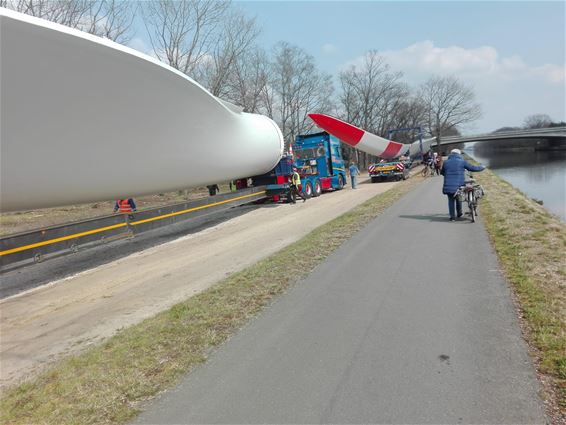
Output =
[{"x1": 440, "y1": 126, "x2": 566, "y2": 144}]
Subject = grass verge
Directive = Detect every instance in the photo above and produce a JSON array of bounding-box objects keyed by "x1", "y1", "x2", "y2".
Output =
[
  {"x1": 475, "y1": 169, "x2": 566, "y2": 418},
  {"x1": 1, "y1": 176, "x2": 423, "y2": 425}
]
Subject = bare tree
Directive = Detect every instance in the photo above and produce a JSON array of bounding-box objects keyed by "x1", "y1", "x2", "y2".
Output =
[
  {"x1": 3, "y1": 0, "x2": 135, "y2": 43},
  {"x1": 339, "y1": 51, "x2": 404, "y2": 131},
  {"x1": 4, "y1": 0, "x2": 91, "y2": 27},
  {"x1": 386, "y1": 95, "x2": 428, "y2": 143},
  {"x1": 523, "y1": 114, "x2": 552, "y2": 129},
  {"x1": 83, "y1": 0, "x2": 136, "y2": 44},
  {"x1": 419, "y1": 75, "x2": 482, "y2": 149},
  {"x1": 338, "y1": 50, "x2": 406, "y2": 166},
  {"x1": 267, "y1": 42, "x2": 334, "y2": 150},
  {"x1": 142, "y1": 0, "x2": 229, "y2": 77},
  {"x1": 223, "y1": 47, "x2": 270, "y2": 113},
  {"x1": 196, "y1": 10, "x2": 261, "y2": 98}
]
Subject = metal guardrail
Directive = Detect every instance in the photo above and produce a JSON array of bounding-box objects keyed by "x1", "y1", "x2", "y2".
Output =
[{"x1": 0, "y1": 187, "x2": 266, "y2": 270}]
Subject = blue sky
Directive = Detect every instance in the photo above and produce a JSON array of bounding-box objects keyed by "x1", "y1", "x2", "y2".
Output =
[{"x1": 131, "y1": 1, "x2": 565, "y2": 133}]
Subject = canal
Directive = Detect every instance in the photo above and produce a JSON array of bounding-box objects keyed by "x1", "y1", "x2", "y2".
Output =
[{"x1": 467, "y1": 146, "x2": 566, "y2": 221}]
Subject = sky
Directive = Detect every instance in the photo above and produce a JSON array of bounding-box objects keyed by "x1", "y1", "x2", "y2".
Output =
[{"x1": 131, "y1": 1, "x2": 565, "y2": 133}]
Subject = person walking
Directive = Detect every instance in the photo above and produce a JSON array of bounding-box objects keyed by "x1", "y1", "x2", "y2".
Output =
[
  {"x1": 440, "y1": 149, "x2": 485, "y2": 221},
  {"x1": 289, "y1": 168, "x2": 307, "y2": 203},
  {"x1": 349, "y1": 162, "x2": 360, "y2": 189},
  {"x1": 114, "y1": 198, "x2": 137, "y2": 214}
]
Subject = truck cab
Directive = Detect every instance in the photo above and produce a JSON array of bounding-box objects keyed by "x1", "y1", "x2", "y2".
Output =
[{"x1": 293, "y1": 132, "x2": 347, "y2": 197}]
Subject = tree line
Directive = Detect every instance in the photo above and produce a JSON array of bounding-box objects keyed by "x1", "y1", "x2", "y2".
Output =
[
  {"x1": 495, "y1": 114, "x2": 565, "y2": 133},
  {"x1": 4, "y1": 0, "x2": 484, "y2": 167}
]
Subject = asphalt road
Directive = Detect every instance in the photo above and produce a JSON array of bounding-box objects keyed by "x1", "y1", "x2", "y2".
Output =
[
  {"x1": 135, "y1": 177, "x2": 545, "y2": 424},
  {"x1": 0, "y1": 204, "x2": 259, "y2": 299}
]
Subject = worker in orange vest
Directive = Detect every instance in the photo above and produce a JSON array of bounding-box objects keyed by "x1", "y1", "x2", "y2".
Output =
[{"x1": 114, "y1": 198, "x2": 137, "y2": 213}]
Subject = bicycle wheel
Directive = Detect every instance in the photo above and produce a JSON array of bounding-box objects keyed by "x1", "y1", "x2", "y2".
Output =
[{"x1": 468, "y1": 191, "x2": 475, "y2": 223}]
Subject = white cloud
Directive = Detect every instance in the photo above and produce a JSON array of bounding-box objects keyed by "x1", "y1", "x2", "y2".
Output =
[
  {"x1": 379, "y1": 40, "x2": 564, "y2": 85},
  {"x1": 342, "y1": 41, "x2": 565, "y2": 131},
  {"x1": 531, "y1": 63, "x2": 566, "y2": 84},
  {"x1": 322, "y1": 43, "x2": 337, "y2": 55}
]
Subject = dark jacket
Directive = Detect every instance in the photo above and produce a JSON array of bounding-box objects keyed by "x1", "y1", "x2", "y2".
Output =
[{"x1": 440, "y1": 153, "x2": 484, "y2": 194}]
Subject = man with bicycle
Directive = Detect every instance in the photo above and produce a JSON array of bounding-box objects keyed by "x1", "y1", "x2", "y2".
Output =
[{"x1": 440, "y1": 149, "x2": 485, "y2": 221}]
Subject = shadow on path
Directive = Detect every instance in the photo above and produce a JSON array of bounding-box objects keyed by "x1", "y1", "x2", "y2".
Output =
[
  {"x1": 398, "y1": 214, "x2": 449, "y2": 222},
  {"x1": 399, "y1": 214, "x2": 475, "y2": 223}
]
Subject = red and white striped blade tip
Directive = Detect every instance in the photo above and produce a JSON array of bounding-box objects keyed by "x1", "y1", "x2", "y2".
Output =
[{"x1": 308, "y1": 113, "x2": 364, "y2": 146}]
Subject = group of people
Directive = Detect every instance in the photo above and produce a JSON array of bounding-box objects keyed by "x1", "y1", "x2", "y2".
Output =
[
  {"x1": 114, "y1": 151, "x2": 481, "y2": 222},
  {"x1": 288, "y1": 162, "x2": 360, "y2": 204},
  {"x1": 425, "y1": 152, "x2": 443, "y2": 175}
]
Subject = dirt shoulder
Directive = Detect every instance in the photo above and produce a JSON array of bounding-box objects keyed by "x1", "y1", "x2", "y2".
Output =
[{"x1": 0, "y1": 174, "x2": 400, "y2": 390}]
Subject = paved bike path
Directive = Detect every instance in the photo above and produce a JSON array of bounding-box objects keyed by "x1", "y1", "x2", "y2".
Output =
[{"x1": 135, "y1": 178, "x2": 545, "y2": 424}]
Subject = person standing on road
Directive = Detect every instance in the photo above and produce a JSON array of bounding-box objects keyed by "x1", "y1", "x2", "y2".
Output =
[
  {"x1": 349, "y1": 162, "x2": 360, "y2": 189},
  {"x1": 441, "y1": 149, "x2": 485, "y2": 221},
  {"x1": 207, "y1": 184, "x2": 219, "y2": 196},
  {"x1": 289, "y1": 168, "x2": 307, "y2": 203},
  {"x1": 114, "y1": 198, "x2": 137, "y2": 214},
  {"x1": 434, "y1": 153, "x2": 443, "y2": 175}
]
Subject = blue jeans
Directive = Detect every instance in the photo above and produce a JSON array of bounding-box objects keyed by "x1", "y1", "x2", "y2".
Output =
[
  {"x1": 447, "y1": 193, "x2": 462, "y2": 218},
  {"x1": 351, "y1": 175, "x2": 357, "y2": 189}
]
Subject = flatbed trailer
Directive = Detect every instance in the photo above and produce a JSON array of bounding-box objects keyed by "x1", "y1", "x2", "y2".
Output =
[{"x1": 251, "y1": 155, "x2": 294, "y2": 202}]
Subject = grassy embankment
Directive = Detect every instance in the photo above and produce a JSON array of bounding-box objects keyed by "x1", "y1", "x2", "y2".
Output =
[
  {"x1": 0, "y1": 175, "x2": 423, "y2": 425},
  {"x1": 475, "y1": 169, "x2": 565, "y2": 416}
]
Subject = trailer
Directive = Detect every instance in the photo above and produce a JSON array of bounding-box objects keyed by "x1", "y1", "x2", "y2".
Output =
[
  {"x1": 251, "y1": 155, "x2": 294, "y2": 201},
  {"x1": 292, "y1": 132, "x2": 347, "y2": 197}
]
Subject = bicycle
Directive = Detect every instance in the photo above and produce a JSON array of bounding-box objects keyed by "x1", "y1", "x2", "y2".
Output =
[
  {"x1": 454, "y1": 174, "x2": 485, "y2": 223},
  {"x1": 420, "y1": 162, "x2": 435, "y2": 177}
]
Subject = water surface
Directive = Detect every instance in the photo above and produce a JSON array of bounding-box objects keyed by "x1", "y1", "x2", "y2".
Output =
[{"x1": 468, "y1": 147, "x2": 566, "y2": 221}]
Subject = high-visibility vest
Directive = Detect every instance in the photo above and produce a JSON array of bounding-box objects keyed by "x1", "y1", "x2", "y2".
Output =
[
  {"x1": 291, "y1": 172, "x2": 301, "y2": 186},
  {"x1": 118, "y1": 199, "x2": 133, "y2": 213}
]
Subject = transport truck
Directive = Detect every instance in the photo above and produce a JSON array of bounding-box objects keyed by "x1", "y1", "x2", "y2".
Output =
[
  {"x1": 251, "y1": 155, "x2": 294, "y2": 201},
  {"x1": 368, "y1": 160, "x2": 410, "y2": 182},
  {"x1": 292, "y1": 132, "x2": 347, "y2": 197}
]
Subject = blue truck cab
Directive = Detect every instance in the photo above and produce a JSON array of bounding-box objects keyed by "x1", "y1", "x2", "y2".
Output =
[{"x1": 292, "y1": 132, "x2": 347, "y2": 197}]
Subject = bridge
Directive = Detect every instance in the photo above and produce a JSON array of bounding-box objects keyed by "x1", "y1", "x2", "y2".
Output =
[{"x1": 436, "y1": 126, "x2": 566, "y2": 146}]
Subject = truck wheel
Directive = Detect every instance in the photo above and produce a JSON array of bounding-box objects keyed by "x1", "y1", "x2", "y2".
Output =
[
  {"x1": 371, "y1": 176, "x2": 379, "y2": 183},
  {"x1": 304, "y1": 181, "x2": 313, "y2": 198},
  {"x1": 313, "y1": 180, "x2": 322, "y2": 197},
  {"x1": 336, "y1": 175, "x2": 344, "y2": 190}
]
